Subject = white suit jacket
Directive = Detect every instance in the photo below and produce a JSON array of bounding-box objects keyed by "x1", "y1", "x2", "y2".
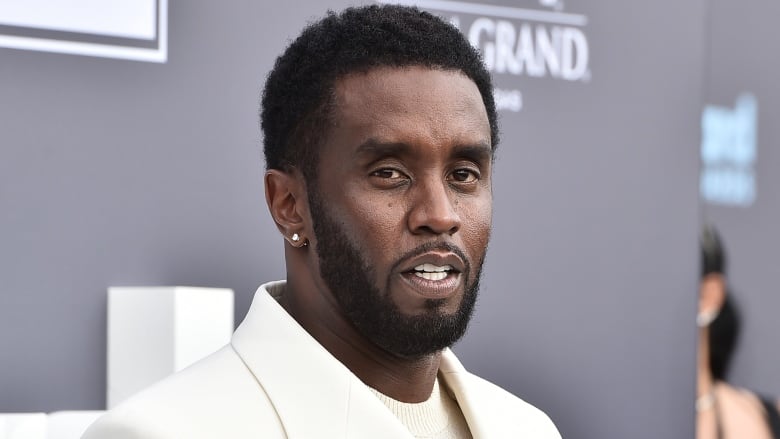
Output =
[{"x1": 83, "y1": 281, "x2": 560, "y2": 438}]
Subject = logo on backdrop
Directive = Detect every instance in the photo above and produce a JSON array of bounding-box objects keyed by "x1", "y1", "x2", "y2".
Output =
[
  {"x1": 700, "y1": 94, "x2": 758, "y2": 207},
  {"x1": 379, "y1": 0, "x2": 592, "y2": 112}
]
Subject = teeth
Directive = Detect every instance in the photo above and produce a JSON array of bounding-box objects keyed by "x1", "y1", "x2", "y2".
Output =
[
  {"x1": 414, "y1": 271, "x2": 448, "y2": 281},
  {"x1": 413, "y1": 263, "x2": 452, "y2": 273}
]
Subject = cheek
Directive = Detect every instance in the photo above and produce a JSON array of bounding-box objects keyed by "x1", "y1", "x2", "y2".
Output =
[
  {"x1": 461, "y1": 198, "x2": 493, "y2": 253},
  {"x1": 337, "y1": 193, "x2": 404, "y2": 255}
]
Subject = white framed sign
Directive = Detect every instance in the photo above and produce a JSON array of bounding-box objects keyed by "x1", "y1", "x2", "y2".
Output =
[{"x1": 0, "y1": 0, "x2": 167, "y2": 63}]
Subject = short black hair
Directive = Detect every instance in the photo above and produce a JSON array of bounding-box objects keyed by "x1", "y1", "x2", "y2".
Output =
[{"x1": 261, "y1": 4, "x2": 498, "y2": 182}]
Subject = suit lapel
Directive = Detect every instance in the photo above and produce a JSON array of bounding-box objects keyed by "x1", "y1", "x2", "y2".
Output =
[
  {"x1": 439, "y1": 348, "x2": 494, "y2": 438},
  {"x1": 231, "y1": 281, "x2": 412, "y2": 439}
]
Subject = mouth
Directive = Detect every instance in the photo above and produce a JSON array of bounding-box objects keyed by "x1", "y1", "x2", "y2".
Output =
[
  {"x1": 397, "y1": 252, "x2": 466, "y2": 299},
  {"x1": 409, "y1": 263, "x2": 457, "y2": 281}
]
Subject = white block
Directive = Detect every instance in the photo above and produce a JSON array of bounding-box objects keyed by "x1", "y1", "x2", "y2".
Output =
[
  {"x1": 0, "y1": 413, "x2": 46, "y2": 439},
  {"x1": 46, "y1": 411, "x2": 104, "y2": 439},
  {"x1": 107, "y1": 286, "x2": 234, "y2": 408}
]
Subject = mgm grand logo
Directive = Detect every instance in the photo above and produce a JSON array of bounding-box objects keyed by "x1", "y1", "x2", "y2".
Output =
[
  {"x1": 380, "y1": 0, "x2": 591, "y2": 111},
  {"x1": 382, "y1": 0, "x2": 591, "y2": 82}
]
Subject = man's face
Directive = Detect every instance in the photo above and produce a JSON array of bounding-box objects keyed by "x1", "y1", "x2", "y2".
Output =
[{"x1": 309, "y1": 66, "x2": 493, "y2": 358}]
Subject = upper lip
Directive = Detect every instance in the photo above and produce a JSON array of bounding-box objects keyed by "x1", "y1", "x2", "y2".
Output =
[{"x1": 398, "y1": 251, "x2": 466, "y2": 274}]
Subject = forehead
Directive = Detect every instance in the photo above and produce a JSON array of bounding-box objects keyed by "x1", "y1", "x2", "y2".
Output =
[{"x1": 328, "y1": 66, "x2": 491, "y2": 149}]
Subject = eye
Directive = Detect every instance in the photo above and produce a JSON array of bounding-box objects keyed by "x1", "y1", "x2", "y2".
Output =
[
  {"x1": 370, "y1": 168, "x2": 405, "y2": 179},
  {"x1": 368, "y1": 167, "x2": 410, "y2": 189},
  {"x1": 449, "y1": 168, "x2": 479, "y2": 183}
]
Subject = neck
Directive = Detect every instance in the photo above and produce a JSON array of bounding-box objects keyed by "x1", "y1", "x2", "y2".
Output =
[
  {"x1": 282, "y1": 265, "x2": 442, "y2": 403},
  {"x1": 697, "y1": 327, "x2": 716, "y2": 397}
]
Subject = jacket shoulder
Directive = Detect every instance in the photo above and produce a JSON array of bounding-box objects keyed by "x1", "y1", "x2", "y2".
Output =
[
  {"x1": 82, "y1": 346, "x2": 285, "y2": 439},
  {"x1": 460, "y1": 372, "x2": 561, "y2": 438}
]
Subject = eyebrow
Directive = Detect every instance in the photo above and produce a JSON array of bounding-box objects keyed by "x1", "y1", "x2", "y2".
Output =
[
  {"x1": 355, "y1": 138, "x2": 493, "y2": 162},
  {"x1": 451, "y1": 143, "x2": 493, "y2": 163},
  {"x1": 355, "y1": 139, "x2": 411, "y2": 158}
]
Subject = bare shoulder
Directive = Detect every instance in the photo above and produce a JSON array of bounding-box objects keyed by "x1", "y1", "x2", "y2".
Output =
[
  {"x1": 83, "y1": 346, "x2": 284, "y2": 439},
  {"x1": 713, "y1": 382, "x2": 775, "y2": 439},
  {"x1": 715, "y1": 382, "x2": 765, "y2": 413}
]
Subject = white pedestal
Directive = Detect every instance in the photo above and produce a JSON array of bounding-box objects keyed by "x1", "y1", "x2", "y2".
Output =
[
  {"x1": 46, "y1": 411, "x2": 104, "y2": 439},
  {"x1": 107, "y1": 286, "x2": 234, "y2": 408},
  {"x1": 0, "y1": 414, "x2": 46, "y2": 439}
]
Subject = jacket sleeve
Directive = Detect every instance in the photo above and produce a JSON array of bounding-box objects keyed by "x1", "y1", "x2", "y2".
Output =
[{"x1": 81, "y1": 411, "x2": 167, "y2": 439}]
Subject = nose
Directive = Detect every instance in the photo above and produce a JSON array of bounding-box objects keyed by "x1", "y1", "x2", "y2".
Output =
[{"x1": 407, "y1": 177, "x2": 461, "y2": 236}]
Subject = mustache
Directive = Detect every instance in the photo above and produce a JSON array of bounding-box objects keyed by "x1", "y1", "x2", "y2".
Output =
[{"x1": 391, "y1": 241, "x2": 471, "y2": 274}]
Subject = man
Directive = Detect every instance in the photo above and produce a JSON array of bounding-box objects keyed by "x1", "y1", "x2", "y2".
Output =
[{"x1": 83, "y1": 5, "x2": 560, "y2": 438}]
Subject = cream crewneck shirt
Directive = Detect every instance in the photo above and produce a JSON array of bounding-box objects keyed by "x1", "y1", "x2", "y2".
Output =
[{"x1": 368, "y1": 377, "x2": 473, "y2": 439}]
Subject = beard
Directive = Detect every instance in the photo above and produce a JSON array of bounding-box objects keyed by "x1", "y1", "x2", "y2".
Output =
[{"x1": 308, "y1": 189, "x2": 483, "y2": 359}]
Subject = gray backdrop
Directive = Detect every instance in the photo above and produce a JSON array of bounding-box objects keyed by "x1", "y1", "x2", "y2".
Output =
[
  {"x1": 702, "y1": 0, "x2": 780, "y2": 399},
  {"x1": 1, "y1": 1, "x2": 706, "y2": 438}
]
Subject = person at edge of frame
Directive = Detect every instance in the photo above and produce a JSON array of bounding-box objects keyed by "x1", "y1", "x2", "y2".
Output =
[{"x1": 697, "y1": 225, "x2": 780, "y2": 439}]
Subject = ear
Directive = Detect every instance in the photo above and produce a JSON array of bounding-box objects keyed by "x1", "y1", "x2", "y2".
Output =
[
  {"x1": 264, "y1": 168, "x2": 309, "y2": 246},
  {"x1": 698, "y1": 273, "x2": 726, "y2": 326}
]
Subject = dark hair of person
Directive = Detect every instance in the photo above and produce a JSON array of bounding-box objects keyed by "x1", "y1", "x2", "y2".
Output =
[
  {"x1": 261, "y1": 4, "x2": 498, "y2": 183},
  {"x1": 700, "y1": 224, "x2": 740, "y2": 380},
  {"x1": 709, "y1": 295, "x2": 740, "y2": 380},
  {"x1": 701, "y1": 225, "x2": 726, "y2": 277}
]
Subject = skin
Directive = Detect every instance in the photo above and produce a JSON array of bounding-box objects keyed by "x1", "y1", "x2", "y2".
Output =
[{"x1": 265, "y1": 66, "x2": 492, "y2": 402}]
